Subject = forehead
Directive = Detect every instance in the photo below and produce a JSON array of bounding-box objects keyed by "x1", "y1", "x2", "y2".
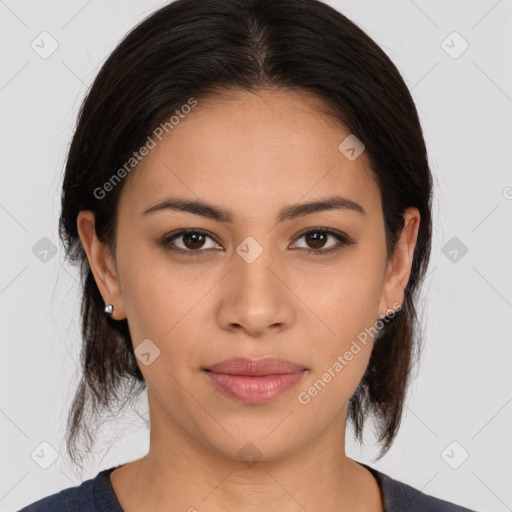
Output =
[{"x1": 118, "y1": 88, "x2": 381, "y2": 222}]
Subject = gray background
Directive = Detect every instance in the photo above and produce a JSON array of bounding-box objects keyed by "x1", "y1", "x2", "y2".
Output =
[{"x1": 1, "y1": 1, "x2": 511, "y2": 511}]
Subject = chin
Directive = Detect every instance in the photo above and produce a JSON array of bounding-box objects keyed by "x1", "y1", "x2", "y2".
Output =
[
  {"x1": 196, "y1": 425, "x2": 302, "y2": 465},
  {"x1": 221, "y1": 442, "x2": 295, "y2": 466}
]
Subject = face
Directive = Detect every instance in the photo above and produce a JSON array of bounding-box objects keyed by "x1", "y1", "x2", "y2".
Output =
[{"x1": 78, "y1": 88, "x2": 419, "y2": 463}]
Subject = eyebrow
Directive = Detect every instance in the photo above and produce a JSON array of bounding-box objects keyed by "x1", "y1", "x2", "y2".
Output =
[{"x1": 141, "y1": 195, "x2": 366, "y2": 223}]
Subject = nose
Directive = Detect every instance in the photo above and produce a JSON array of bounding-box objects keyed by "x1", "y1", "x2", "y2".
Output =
[{"x1": 216, "y1": 243, "x2": 295, "y2": 337}]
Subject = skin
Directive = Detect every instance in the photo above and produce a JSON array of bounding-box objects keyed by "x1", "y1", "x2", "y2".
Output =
[{"x1": 77, "y1": 88, "x2": 420, "y2": 512}]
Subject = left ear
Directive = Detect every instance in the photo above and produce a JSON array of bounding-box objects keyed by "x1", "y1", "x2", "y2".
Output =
[{"x1": 378, "y1": 207, "x2": 421, "y2": 318}]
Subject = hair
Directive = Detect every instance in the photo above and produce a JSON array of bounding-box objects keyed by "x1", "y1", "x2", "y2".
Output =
[{"x1": 59, "y1": 0, "x2": 432, "y2": 467}]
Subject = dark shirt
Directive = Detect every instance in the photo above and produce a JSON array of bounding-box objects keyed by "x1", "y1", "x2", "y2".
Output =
[{"x1": 18, "y1": 463, "x2": 476, "y2": 511}]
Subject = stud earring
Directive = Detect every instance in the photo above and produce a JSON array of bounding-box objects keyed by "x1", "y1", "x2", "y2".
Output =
[
  {"x1": 104, "y1": 304, "x2": 114, "y2": 317},
  {"x1": 378, "y1": 305, "x2": 401, "y2": 320}
]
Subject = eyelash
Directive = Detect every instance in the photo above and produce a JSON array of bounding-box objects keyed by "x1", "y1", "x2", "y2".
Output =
[{"x1": 159, "y1": 227, "x2": 353, "y2": 257}]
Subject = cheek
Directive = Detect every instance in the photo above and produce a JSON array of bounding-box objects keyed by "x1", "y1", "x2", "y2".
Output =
[
  {"x1": 296, "y1": 277, "x2": 378, "y2": 417},
  {"x1": 296, "y1": 252, "x2": 384, "y2": 340},
  {"x1": 295, "y1": 251, "x2": 384, "y2": 393},
  {"x1": 116, "y1": 246, "x2": 217, "y2": 392},
  {"x1": 117, "y1": 242, "x2": 207, "y2": 338}
]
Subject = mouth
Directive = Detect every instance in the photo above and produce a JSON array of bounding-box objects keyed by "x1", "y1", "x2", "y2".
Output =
[{"x1": 202, "y1": 357, "x2": 308, "y2": 404}]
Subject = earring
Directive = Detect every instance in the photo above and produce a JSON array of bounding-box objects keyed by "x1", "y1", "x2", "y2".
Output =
[
  {"x1": 104, "y1": 304, "x2": 114, "y2": 317},
  {"x1": 379, "y1": 304, "x2": 401, "y2": 320}
]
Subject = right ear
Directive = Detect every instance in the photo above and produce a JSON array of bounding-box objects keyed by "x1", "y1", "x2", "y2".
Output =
[{"x1": 76, "y1": 210, "x2": 127, "y2": 320}]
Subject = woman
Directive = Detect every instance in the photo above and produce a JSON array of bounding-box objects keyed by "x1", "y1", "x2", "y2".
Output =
[{"x1": 19, "y1": 0, "x2": 476, "y2": 510}]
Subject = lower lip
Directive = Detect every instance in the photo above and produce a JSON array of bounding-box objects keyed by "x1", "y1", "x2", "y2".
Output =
[{"x1": 204, "y1": 370, "x2": 306, "y2": 404}]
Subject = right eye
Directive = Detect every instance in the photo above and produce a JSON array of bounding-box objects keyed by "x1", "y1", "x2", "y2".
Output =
[{"x1": 159, "y1": 229, "x2": 223, "y2": 256}]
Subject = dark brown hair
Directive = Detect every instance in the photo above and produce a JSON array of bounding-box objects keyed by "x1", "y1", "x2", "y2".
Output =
[{"x1": 59, "y1": 0, "x2": 432, "y2": 467}]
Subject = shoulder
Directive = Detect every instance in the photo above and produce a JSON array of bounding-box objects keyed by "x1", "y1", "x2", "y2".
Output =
[
  {"x1": 17, "y1": 467, "x2": 122, "y2": 512},
  {"x1": 17, "y1": 479, "x2": 95, "y2": 512},
  {"x1": 361, "y1": 463, "x2": 476, "y2": 512}
]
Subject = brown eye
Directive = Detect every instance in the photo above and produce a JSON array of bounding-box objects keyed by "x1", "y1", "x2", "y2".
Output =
[
  {"x1": 291, "y1": 228, "x2": 352, "y2": 255},
  {"x1": 160, "y1": 230, "x2": 222, "y2": 255},
  {"x1": 304, "y1": 231, "x2": 328, "y2": 249},
  {"x1": 182, "y1": 232, "x2": 206, "y2": 250}
]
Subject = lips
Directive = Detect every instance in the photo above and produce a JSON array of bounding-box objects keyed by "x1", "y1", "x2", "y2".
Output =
[
  {"x1": 204, "y1": 357, "x2": 307, "y2": 376},
  {"x1": 203, "y1": 357, "x2": 308, "y2": 404}
]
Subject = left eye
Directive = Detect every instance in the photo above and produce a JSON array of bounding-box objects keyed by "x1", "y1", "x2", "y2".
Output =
[
  {"x1": 290, "y1": 228, "x2": 351, "y2": 254},
  {"x1": 160, "y1": 228, "x2": 351, "y2": 256}
]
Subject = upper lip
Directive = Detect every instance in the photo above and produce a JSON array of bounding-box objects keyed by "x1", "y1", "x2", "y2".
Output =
[{"x1": 204, "y1": 357, "x2": 307, "y2": 376}]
